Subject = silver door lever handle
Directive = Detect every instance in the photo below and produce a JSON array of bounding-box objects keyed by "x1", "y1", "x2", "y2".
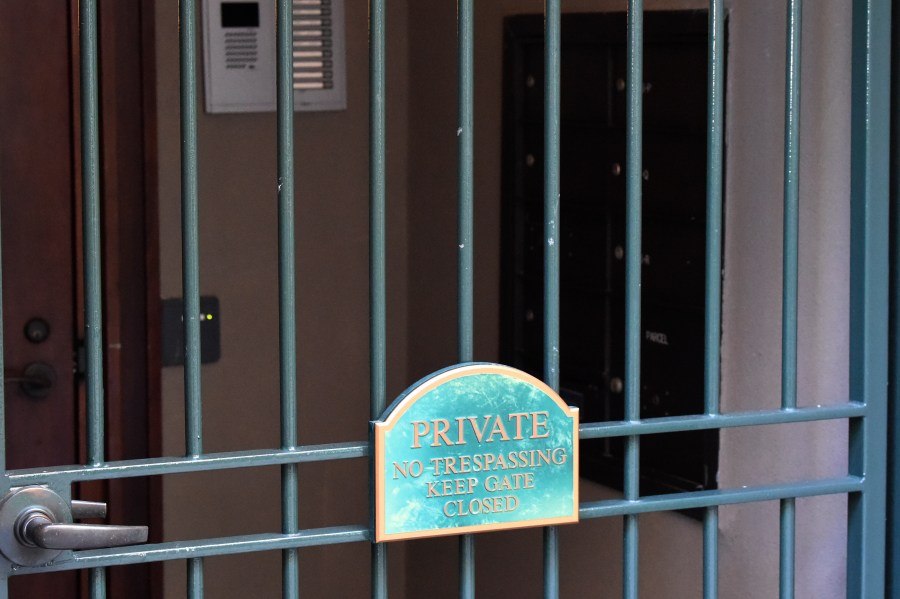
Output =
[
  {"x1": 20, "y1": 512, "x2": 148, "y2": 550},
  {"x1": 0, "y1": 486, "x2": 149, "y2": 566}
]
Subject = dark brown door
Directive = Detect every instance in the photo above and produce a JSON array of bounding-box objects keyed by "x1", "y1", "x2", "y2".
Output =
[
  {"x1": 1, "y1": 3, "x2": 79, "y2": 595},
  {"x1": 0, "y1": 2, "x2": 157, "y2": 597}
]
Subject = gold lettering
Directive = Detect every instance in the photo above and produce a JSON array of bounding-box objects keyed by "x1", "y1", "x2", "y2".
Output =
[
  {"x1": 467, "y1": 416, "x2": 492, "y2": 443},
  {"x1": 551, "y1": 447, "x2": 567, "y2": 465},
  {"x1": 531, "y1": 411, "x2": 550, "y2": 438},
  {"x1": 442, "y1": 496, "x2": 520, "y2": 518},
  {"x1": 411, "y1": 420, "x2": 430, "y2": 448},
  {"x1": 486, "y1": 416, "x2": 510, "y2": 442},
  {"x1": 392, "y1": 460, "x2": 423, "y2": 479},
  {"x1": 427, "y1": 481, "x2": 441, "y2": 497},
  {"x1": 432, "y1": 419, "x2": 453, "y2": 447},
  {"x1": 507, "y1": 412, "x2": 529, "y2": 440},
  {"x1": 458, "y1": 455, "x2": 472, "y2": 473}
]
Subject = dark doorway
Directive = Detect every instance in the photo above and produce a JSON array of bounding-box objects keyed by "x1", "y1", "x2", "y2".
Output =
[{"x1": 500, "y1": 11, "x2": 719, "y2": 499}]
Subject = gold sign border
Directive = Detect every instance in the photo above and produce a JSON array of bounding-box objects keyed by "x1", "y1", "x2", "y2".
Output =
[{"x1": 374, "y1": 364, "x2": 579, "y2": 543}]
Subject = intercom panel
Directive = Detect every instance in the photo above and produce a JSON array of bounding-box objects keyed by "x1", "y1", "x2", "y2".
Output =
[{"x1": 203, "y1": 0, "x2": 346, "y2": 113}]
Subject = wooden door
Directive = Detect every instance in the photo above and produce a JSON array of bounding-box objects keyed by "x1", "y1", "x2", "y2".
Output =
[{"x1": 0, "y1": 2, "x2": 158, "y2": 597}]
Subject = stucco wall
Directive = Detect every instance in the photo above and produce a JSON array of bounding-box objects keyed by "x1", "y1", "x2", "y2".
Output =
[{"x1": 718, "y1": 0, "x2": 851, "y2": 596}]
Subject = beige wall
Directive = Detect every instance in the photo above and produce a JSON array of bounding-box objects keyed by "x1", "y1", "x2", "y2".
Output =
[
  {"x1": 718, "y1": 0, "x2": 851, "y2": 596},
  {"x1": 153, "y1": 0, "x2": 852, "y2": 596}
]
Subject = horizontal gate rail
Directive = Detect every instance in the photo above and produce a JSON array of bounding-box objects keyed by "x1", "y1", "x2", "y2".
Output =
[
  {"x1": 5, "y1": 475, "x2": 862, "y2": 576},
  {"x1": 8, "y1": 527, "x2": 371, "y2": 574},
  {"x1": 579, "y1": 403, "x2": 866, "y2": 437},
  {"x1": 1, "y1": 403, "x2": 863, "y2": 486},
  {"x1": 579, "y1": 477, "x2": 864, "y2": 517},
  {"x1": 0, "y1": 403, "x2": 863, "y2": 488},
  {"x1": 6, "y1": 443, "x2": 368, "y2": 484}
]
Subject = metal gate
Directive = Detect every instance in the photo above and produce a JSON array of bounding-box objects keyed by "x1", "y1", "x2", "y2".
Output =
[{"x1": 0, "y1": 0, "x2": 893, "y2": 597}]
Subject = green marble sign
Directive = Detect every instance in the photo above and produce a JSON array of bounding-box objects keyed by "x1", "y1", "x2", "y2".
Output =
[{"x1": 373, "y1": 363, "x2": 579, "y2": 542}]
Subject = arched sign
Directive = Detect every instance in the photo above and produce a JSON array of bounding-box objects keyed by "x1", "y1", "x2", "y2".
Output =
[{"x1": 372, "y1": 363, "x2": 579, "y2": 542}]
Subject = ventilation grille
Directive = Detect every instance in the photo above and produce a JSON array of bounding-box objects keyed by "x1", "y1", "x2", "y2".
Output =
[{"x1": 293, "y1": 0, "x2": 333, "y2": 90}]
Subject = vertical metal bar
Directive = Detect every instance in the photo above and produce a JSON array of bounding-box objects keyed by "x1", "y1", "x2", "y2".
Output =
[
  {"x1": 188, "y1": 560, "x2": 203, "y2": 597},
  {"x1": 180, "y1": 0, "x2": 202, "y2": 460},
  {"x1": 90, "y1": 567, "x2": 106, "y2": 599},
  {"x1": 702, "y1": 0, "x2": 725, "y2": 595},
  {"x1": 180, "y1": 0, "x2": 204, "y2": 593},
  {"x1": 887, "y1": 2, "x2": 900, "y2": 595},
  {"x1": 80, "y1": 0, "x2": 104, "y2": 471},
  {"x1": 457, "y1": 0, "x2": 476, "y2": 595},
  {"x1": 369, "y1": 0, "x2": 387, "y2": 466},
  {"x1": 782, "y1": 1, "x2": 802, "y2": 414},
  {"x1": 779, "y1": 498, "x2": 796, "y2": 598},
  {"x1": 543, "y1": 1, "x2": 561, "y2": 597},
  {"x1": 847, "y1": 0, "x2": 891, "y2": 596},
  {"x1": 704, "y1": 0, "x2": 725, "y2": 417},
  {"x1": 779, "y1": 1, "x2": 802, "y2": 596},
  {"x1": 702, "y1": 508, "x2": 718, "y2": 599},
  {"x1": 277, "y1": 1, "x2": 299, "y2": 597},
  {"x1": 543, "y1": 527, "x2": 559, "y2": 596},
  {"x1": 369, "y1": 0, "x2": 388, "y2": 596},
  {"x1": 623, "y1": 2, "x2": 644, "y2": 598},
  {"x1": 457, "y1": 0, "x2": 474, "y2": 363},
  {"x1": 81, "y1": 1, "x2": 106, "y2": 596}
]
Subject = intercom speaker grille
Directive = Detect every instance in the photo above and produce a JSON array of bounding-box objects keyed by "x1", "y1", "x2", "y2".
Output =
[{"x1": 224, "y1": 30, "x2": 259, "y2": 69}]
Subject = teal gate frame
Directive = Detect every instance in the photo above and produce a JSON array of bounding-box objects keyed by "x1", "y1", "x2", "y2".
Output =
[{"x1": 0, "y1": 0, "x2": 893, "y2": 597}]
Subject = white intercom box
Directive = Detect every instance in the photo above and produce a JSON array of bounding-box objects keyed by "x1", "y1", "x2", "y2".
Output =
[{"x1": 202, "y1": 0, "x2": 346, "y2": 113}]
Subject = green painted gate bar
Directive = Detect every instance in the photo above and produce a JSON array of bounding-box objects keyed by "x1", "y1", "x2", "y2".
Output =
[
  {"x1": 276, "y1": 0, "x2": 299, "y2": 597},
  {"x1": 179, "y1": 0, "x2": 204, "y2": 595},
  {"x1": 779, "y1": 0, "x2": 802, "y2": 597},
  {"x1": 0, "y1": 1, "x2": 895, "y2": 598},
  {"x1": 703, "y1": 0, "x2": 725, "y2": 596},
  {"x1": 891, "y1": 0, "x2": 900, "y2": 592},
  {"x1": 457, "y1": 0, "x2": 476, "y2": 595},
  {"x1": 848, "y1": 0, "x2": 892, "y2": 597},
  {"x1": 543, "y1": 1, "x2": 562, "y2": 597},
  {"x1": 623, "y1": 2, "x2": 644, "y2": 598},
  {"x1": 80, "y1": 0, "x2": 107, "y2": 596},
  {"x1": 369, "y1": 0, "x2": 388, "y2": 596}
]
